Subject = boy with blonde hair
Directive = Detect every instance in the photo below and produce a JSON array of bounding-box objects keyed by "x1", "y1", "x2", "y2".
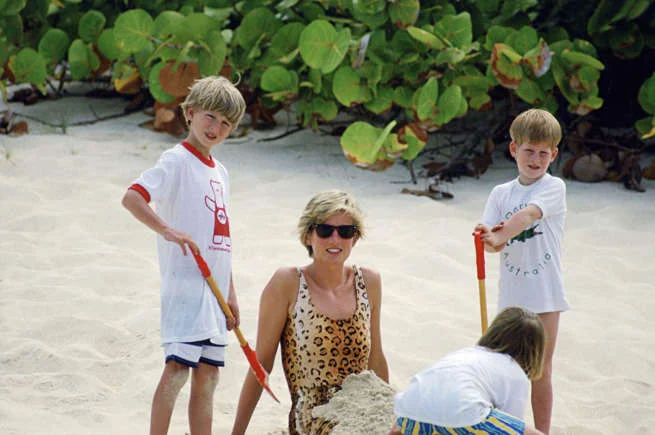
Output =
[
  {"x1": 122, "y1": 76, "x2": 246, "y2": 435},
  {"x1": 473, "y1": 108, "x2": 567, "y2": 434}
]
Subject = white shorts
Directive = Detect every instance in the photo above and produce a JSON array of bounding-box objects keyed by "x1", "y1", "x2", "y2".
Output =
[{"x1": 164, "y1": 339, "x2": 226, "y2": 368}]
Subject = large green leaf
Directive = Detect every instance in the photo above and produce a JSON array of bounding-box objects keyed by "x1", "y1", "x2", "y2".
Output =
[
  {"x1": 261, "y1": 65, "x2": 298, "y2": 99},
  {"x1": 434, "y1": 12, "x2": 472, "y2": 49},
  {"x1": 352, "y1": 0, "x2": 386, "y2": 15},
  {"x1": 114, "y1": 9, "x2": 154, "y2": 54},
  {"x1": 561, "y1": 49, "x2": 605, "y2": 70},
  {"x1": 436, "y1": 84, "x2": 465, "y2": 125},
  {"x1": 400, "y1": 124, "x2": 427, "y2": 161},
  {"x1": 9, "y1": 48, "x2": 46, "y2": 86},
  {"x1": 235, "y1": 8, "x2": 280, "y2": 49},
  {"x1": 350, "y1": 4, "x2": 389, "y2": 29},
  {"x1": 490, "y1": 43, "x2": 523, "y2": 89},
  {"x1": 505, "y1": 26, "x2": 538, "y2": 55},
  {"x1": 638, "y1": 72, "x2": 655, "y2": 115},
  {"x1": 153, "y1": 10, "x2": 185, "y2": 40},
  {"x1": 332, "y1": 66, "x2": 371, "y2": 106},
  {"x1": 416, "y1": 77, "x2": 439, "y2": 120},
  {"x1": 571, "y1": 95, "x2": 603, "y2": 115},
  {"x1": 297, "y1": 98, "x2": 336, "y2": 126},
  {"x1": 68, "y1": 39, "x2": 99, "y2": 80},
  {"x1": 148, "y1": 61, "x2": 175, "y2": 103},
  {"x1": 79, "y1": 10, "x2": 106, "y2": 43},
  {"x1": 38, "y1": 28, "x2": 70, "y2": 65},
  {"x1": 635, "y1": 116, "x2": 655, "y2": 139},
  {"x1": 551, "y1": 57, "x2": 578, "y2": 105},
  {"x1": 184, "y1": 13, "x2": 218, "y2": 43},
  {"x1": 516, "y1": 77, "x2": 545, "y2": 104},
  {"x1": 0, "y1": 0, "x2": 26, "y2": 16},
  {"x1": 196, "y1": 30, "x2": 227, "y2": 76},
  {"x1": 0, "y1": 14, "x2": 23, "y2": 45},
  {"x1": 299, "y1": 20, "x2": 350, "y2": 74},
  {"x1": 341, "y1": 121, "x2": 399, "y2": 170},
  {"x1": 435, "y1": 47, "x2": 466, "y2": 65},
  {"x1": 587, "y1": 0, "x2": 617, "y2": 35},
  {"x1": 364, "y1": 86, "x2": 394, "y2": 114},
  {"x1": 97, "y1": 28, "x2": 120, "y2": 60},
  {"x1": 407, "y1": 26, "x2": 445, "y2": 49},
  {"x1": 393, "y1": 86, "x2": 414, "y2": 108},
  {"x1": 608, "y1": 23, "x2": 644, "y2": 59},
  {"x1": 484, "y1": 25, "x2": 515, "y2": 51},
  {"x1": 261, "y1": 22, "x2": 305, "y2": 65},
  {"x1": 389, "y1": 0, "x2": 419, "y2": 29}
]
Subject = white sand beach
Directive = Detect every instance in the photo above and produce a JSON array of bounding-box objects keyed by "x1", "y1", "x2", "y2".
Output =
[{"x1": 1, "y1": 92, "x2": 654, "y2": 434}]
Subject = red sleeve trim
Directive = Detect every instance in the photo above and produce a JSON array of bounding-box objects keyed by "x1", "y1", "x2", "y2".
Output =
[{"x1": 129, "y1": 184, "x2": 151, "y2": 203}]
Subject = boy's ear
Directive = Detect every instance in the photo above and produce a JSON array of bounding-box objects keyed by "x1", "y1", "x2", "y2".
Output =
[
  {"x1": 509, "y1": 141, "x2": 518, "y2": 157},
  {"x1": 550, "y1": 147, "x2": 559, "y2": 162}
]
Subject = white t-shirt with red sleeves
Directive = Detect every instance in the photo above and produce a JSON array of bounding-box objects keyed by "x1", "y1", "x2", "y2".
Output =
[
  {"x1": 393, "y1": 346, "x2": 530, "y2": 427},
  {"x1": 130, "y1": 141, "x2": 232, "y2": 345},
  {"x1": 481, "y1": 173, "x2": 569, "y2": 313}
]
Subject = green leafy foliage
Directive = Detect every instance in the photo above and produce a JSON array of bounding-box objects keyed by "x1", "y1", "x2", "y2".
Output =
[
  {"x1": 9, "y1": 48, "x2": 46, "y2": 88},
  {"x1": 2, "y1": 0, "x2": 653, "y2": 175},
  {"x1": 636, "y1": 72, "x2": 655, "y2": 139}
]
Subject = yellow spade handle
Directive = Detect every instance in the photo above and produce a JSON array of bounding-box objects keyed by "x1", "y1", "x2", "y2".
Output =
[
  {"x1": 204, "y1": 275, "x2": 248, "y2": 347},
  {"x1": 478, "y1": 279, "x2": 488, "y2": 333}
]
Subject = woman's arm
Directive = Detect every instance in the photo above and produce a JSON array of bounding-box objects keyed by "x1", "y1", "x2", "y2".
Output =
[
  {"x1": 231, "y1": 267, "x2": 297, "y2": 435},
  {"x1": 361, "y1": 267, "x2": 389, "y2": 382}
]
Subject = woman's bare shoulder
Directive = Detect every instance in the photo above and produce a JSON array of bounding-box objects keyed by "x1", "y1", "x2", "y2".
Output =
[
  {"x1": 263, "y1": 266, "x2": 300, "y2": 297},
  {"x1": 356, "y1": 265, "x2": 381, "y2": 284}
]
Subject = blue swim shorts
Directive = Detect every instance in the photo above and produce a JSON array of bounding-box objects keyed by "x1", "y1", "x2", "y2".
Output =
[
  {"x1": 396, "y1": 408, "x2": 525, "y2": 435},
  {"x1": 164, "y1": 339, "x2": 226, "y2": 368}
]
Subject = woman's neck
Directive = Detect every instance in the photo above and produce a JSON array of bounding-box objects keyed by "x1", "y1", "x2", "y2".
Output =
[{"x1": 304, "y1": 262, "x2": 350, "y2": 293}]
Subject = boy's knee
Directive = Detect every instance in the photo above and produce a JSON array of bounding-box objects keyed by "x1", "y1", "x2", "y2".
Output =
[
  {"x1": 164, "y1": 361, "x2": 190, "y2": 388},
  {"x1": 194, "y1": 364, "x2": 220, "y2": 387}
]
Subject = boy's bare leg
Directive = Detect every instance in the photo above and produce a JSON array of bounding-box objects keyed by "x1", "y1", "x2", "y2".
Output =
[
  {"x1": 532, "y1": 311, "x2": 560, "y2": 435},
  {"x1": 525, "y1": 426, "x2": 546, "y2": 435},
  {"x1": 188, "y1": 362, "x2": 219, "y2": 435},
  {"x1": 388, "y1": 422, "x2": 403, "y2": 435},
  {"x1": 150, "y1": 361, "x2": 190, "y2": 435}
]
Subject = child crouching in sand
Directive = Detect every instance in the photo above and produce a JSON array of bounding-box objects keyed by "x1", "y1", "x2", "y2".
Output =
[{"x1": 389, "y1": 306, "x2": 546, "y2": 435}]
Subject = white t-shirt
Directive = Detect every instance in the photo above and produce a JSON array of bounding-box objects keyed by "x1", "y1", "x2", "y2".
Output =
[
  {"x1": 481, "y1": 173, "x2": 569, "y2": 313},
  {"x1": 393, "y1": 346, "x2": 529, "y2": 427},
  {"x1": 131, "y1": 142, "x2": 232, "y2": 345}
]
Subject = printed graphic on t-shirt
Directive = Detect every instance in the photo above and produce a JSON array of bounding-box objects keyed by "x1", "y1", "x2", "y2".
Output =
[
  {"x1": 508, "y1": 224, "x2": 542, "y2": 245},
  {"x1": 205, "y1": 179, "x2": 231, "y2": 251},
  {"x1": 503, "y1": 203, "x2": 551, "y2": 277}
]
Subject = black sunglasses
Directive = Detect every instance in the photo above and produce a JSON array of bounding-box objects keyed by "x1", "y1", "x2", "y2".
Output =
[{"x1": 312, "y1": 223, "x2": 358, "y2": 239}]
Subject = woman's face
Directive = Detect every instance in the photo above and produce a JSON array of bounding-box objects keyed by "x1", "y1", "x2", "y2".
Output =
[{"x1": 307, "y1": 212, "x2": 358, "y2": 263}]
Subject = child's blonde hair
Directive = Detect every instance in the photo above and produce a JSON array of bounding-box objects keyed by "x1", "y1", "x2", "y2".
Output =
[
  {"x1": 509, "y1": 108, "x2": 562, "y2": 149},
  {"x1": 297, "y1": 190, "x2": 365, "y2": 257},
  {"x1": 478, "y1": 306, "x2": 546, "y2": 380},
  {"x1": 180, "y1": 76, "x2": 246, "y2": 127}
]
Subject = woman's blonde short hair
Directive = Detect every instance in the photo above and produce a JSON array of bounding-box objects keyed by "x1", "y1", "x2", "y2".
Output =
[
  {"x1": 180, "y1": 76, "x2": 246, "y2": 127},
  {"x1": 509, "y1": 108, "x2": 562, "y2": 149},
  {"x1": 297, "y1": 190, "x2": 366, "y2": 257},
  {"x1": 478, "y1": 306, "x2": 546, "y2": 380}
]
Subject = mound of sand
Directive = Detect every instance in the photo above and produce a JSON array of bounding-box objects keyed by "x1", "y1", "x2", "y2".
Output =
[{"x1": 313, "y1": 371, "x2": 398, "y2": 434}]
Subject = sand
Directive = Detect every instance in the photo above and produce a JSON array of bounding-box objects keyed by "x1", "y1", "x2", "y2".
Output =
[{"x1": 1, "y1": 90, "x2": 654, "y2": 434}]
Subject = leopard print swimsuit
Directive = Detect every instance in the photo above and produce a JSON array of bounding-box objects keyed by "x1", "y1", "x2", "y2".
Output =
[{"x1": 280, "y1": 265, "x2": 371, "y2": 434}]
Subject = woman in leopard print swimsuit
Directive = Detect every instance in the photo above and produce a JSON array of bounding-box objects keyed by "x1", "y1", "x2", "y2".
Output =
[{"x1": 232, "y1": 190, "x2": 389, "y2": 434}]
